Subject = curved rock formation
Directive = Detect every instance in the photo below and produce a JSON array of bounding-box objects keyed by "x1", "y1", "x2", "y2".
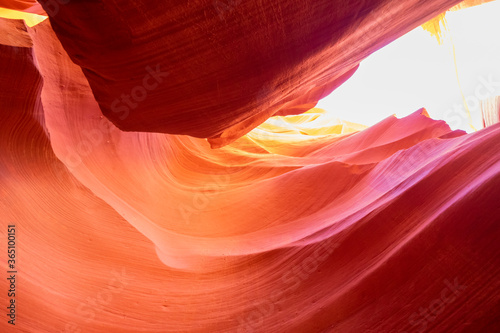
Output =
[
  {"x1": 0, "y1": 0, "x2": 44, "y2": 14},
  {"x1": 37, "y1": 0, "x2": 463, "y2": 147},
  {"x1": 1, "y1": 1, "x2": 499, "y2": 332}
]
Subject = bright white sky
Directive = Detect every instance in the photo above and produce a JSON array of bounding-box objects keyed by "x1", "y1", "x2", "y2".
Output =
[{"x1": 317, "y1": 1, "x2": 500, "y2": 132}]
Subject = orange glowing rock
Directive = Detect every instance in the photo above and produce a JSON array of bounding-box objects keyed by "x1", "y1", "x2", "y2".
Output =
[
  {"x1": 0, "y1": 0, "x2": 45, "y2": 15},
  {"x1": 0, "y1": 7, "x2": 45, "y2": 26},
  {"x1": 1, "y1": 1, "x2": 500, "y2": 332}
]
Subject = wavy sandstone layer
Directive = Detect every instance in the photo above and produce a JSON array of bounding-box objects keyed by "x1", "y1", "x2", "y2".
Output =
[
  {"x1": 37, "y1": 0, "x2": 464, "y2": 147},
  {"x1": 481, "y1": 96, "x2": 500, "y2": 127},
  {"x1": 0, "y1": 2, "x2": 499, "y2": 333},
  {"x1": 0, "y1": 0, "x2": 44, "y2": 14}
]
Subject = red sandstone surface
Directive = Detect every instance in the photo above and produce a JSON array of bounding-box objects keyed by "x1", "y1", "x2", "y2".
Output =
[{"x1": 0, "y1": 1, "x2": 499, "y2": 332}]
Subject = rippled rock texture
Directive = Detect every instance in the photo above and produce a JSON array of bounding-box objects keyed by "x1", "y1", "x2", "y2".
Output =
[
  {"x1": 36, "y1": 0, "x2": 464, "y2": 147},
  {"x1": 481, "y1": 96, "x2": 500, "y2": 127},
  {"x1": 0, "y1": 1, "x2": 499, "y2": 332}
]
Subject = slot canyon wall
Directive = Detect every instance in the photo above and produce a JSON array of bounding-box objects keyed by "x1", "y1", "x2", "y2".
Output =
[{"x1": 0, "y1": 0, "x2": 499, "y2": 332}]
